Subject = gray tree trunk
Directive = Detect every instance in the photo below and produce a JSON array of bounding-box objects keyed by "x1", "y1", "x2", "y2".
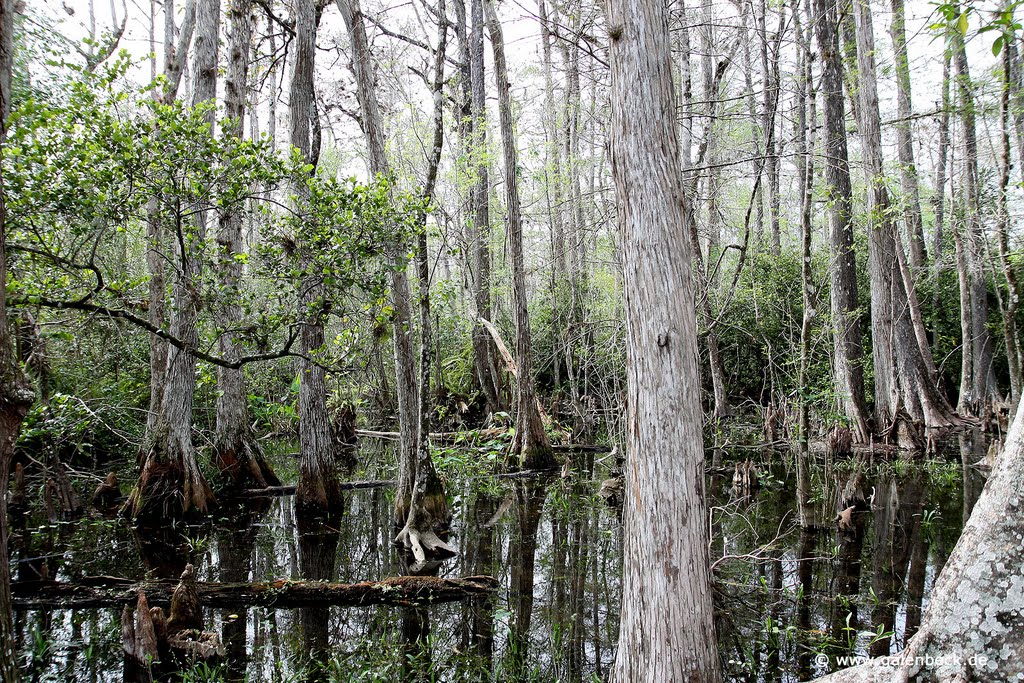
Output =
[
  {"x1": 337, "y1": 0, "x2": 452, "y2": 557},
  {"x1": 605, "y1": 0, "x2": 722, "y2": 676},
  {"x1": 998, "y1": 40, "x2": 1022, "y2": 406},
  {"x1": 887, "y1": 0, "x2": 927, "y2": 270},
  {"x1": 952, "y1": 31, "x2": 1000, "y2": 411},
  {"x1": 852, "y1": 0, "x2": 955, "y2": 434},
  {"x1": 129, "y1": 0, "x2": 219, "y2": 521},
  {"x1": 932, "y1": 51, "x2": 950, "y2": 315},
  {"x1": 484, "y1": 0, "x2": 554, "y2": 470},
  {"x1": 291, "y1": 0, "x2": 342, "y2": 514},
  {"x1": 214, "y1": 0, "x2": 280, "y2": 490},
  {"x1": 146, "y1": 0, "x2": 196, "y2": 438},
  {"x1": 795, "y1": 0, "x2": 818, "y2": 530},
  {"x1": 468, "y1": 0, "x2": 502, "y2": 413},
  {"x1": 813, "y1": 0, "x2": 871, "y2": 442},
  {"x1": 0, "y1": 0, "x2": 35, "y2": 677}
]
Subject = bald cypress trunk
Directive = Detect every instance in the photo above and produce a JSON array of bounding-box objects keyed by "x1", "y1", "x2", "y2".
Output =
[
  {"x1": 998, "y1": 39, "x2": 1022, "y2": 405},
  {"x1": 291, "y1": 0, "x2": 342, "y2": 514},
  {"x1": 484, "y1": 0, "x2": 554, "y2": 470},
  {"x1": 214, "y1": 0, "x2": 280, "y2": 491},
  {"x1": 337, "y1": 0, "x2": 453, "y2": 560},
  {"x1": 852, "y1": 0, "x2": 955, "y2": 435},
  {"x1": 468, "y1": 0, "x2": 502, "y2": 413},
  {"x1": 952, "y1": 29, "x2": 999, "y2": 411},
  {"x1": 0, "y1": 1, "x2": 34, "y2": 677},
  {"x1": 814, "y1": 0, "x2": 871, "y2": 442},
  {"x1": 888, "y1": 0, "x2": 927, "y2": 270},
  {"x1": 129, "y1": 0, "x2": 219, "y2": 521},
  {"x1": 146, "y1": 0, "x2": 196, "y2": 438},
  {"x1": 605, "y1": 0, "x2": 721, "y2": 676}
]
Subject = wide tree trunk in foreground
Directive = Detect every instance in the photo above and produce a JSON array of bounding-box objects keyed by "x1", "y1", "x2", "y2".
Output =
[
  {"x1": 813, "y1": 0, "x2": 870, "y2": 442},
  {"x1": 0, "y1": 1, "x2": 34, "y2": 677},
  {"x1": 214, "y1": 0, "x2": 279, "y2": 490},
  {"x1": 605, "y1": 0, "x2": 722, "y2": 677},
  {"x1": 291, "y1": 0, "x2": 342, "y2": 514},
  {"x1": 128, "y1": 0, "x2": 220, "y2": 521},
  {"x1": 816, "y1": 375, "x2": 1024, "y2": 682},
  {"x1": 484, "y1": 0, "x2": 554, "y2": 470}
]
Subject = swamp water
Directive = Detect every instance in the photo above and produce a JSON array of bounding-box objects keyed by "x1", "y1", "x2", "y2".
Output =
[{"x1": 12, "y1": 431, "x2": 992, "y2": 682}]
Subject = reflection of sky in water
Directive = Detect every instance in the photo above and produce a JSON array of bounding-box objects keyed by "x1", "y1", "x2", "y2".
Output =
[{"x1": 15, "y1": 436, "x2": 982, "y2": 681}]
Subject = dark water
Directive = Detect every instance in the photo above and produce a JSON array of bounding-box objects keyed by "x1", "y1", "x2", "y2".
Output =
[{"x1": 12, "y1": 430, "x2": 991, "y2": 682}]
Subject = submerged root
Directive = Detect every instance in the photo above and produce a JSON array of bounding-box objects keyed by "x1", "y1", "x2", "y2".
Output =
[
  {"x1": 215, "y1": 431, "x2": 281, "y2": 492},
  {"x1": 394, "y1": 525, "x2": 458, "y2": 570},
  {"x1": 125, "y1": 451, "x2": 215, "y2": 524}
]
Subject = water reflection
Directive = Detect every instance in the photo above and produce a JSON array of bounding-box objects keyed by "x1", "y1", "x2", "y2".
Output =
[{"x1": 14, "y1": 441, "x2": 978, "y2": 681}]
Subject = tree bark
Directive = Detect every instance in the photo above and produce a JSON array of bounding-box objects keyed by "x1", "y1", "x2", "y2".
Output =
[
  {"x1": 468, "y1": 0, "x2": 502, "y2": 413},
  {"x1": 394, "y1": 0, "x2": 456, "y2": 567},
  {"x1": 128, "y1": 0, "x2": 219, "y2": 521},
  {"x1": 483, "y1": 0, "x2": 554, "y2": 470},
  {"x1": 814, "y1": 0, "x2": 871, "y2": 442},
  {"x1": 336, "y1": 0, "x2": 421, "y2": 527},
  {"x1": 0, "y1": 2, "x2": 33, "y2": 677},
  {"x1": 605, "y1": 0, "x2": 722, "y2": 676},
  {"x1": 795, "y1": 0, "x2": 818, "y2": 531},
  {"x1": 146, "y1": 0, "x2": 197, "y2": 438},
  {"x1": 998, "y1": 37, "x2": 1022, "y2": 406},
  {"x1": 291, "y1": 0, "x2": 342, "y2": 514},
  {"x1": 337, "y1": 0, "x2": 452, "y2": 557},
  {"x1": 852, "y1": 0, "x2": 955, "y2": 435},
  {"x1": 951, "y1": 28, "x2": 999, "y2": 411},
  {"x1": 932, "y1": 50, "x2": 950, "y2": 321},
  {"x1": 215, "y1": 0, "x2": 280, "y2": 491},
  {"x1": 887, "y1": 0, "x2": 927, "y2": 270}
]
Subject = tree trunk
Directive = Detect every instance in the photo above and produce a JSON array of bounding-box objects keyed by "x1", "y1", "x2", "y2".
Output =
[
  {"x1": 852, "y1": 0, "x2": 955, "y2": 435},
  {"x1": 814, "y1": 371, "x2": 1024, "y2": 682},
  {"x1": 999, "y1": 38, "x2": 1022, "y2": 406},
  {"x1": 337, "y1": 0, "x2": 452, "y2": 555},
  {"x1": 605, "y1": 0, "x2": 722, "y2": 676},
  {"x1": 394, "y1": 0, "x2": 456, "y2": 567},
  {"x1": 214, "y1": 0, "x2": 280, "y2": 490},
  {"x1": 291, "y1": 0, "x2": 342, "y2": 514},
  {"x1": 468, "y1": 0, "x2": 502, "y2": 413},
  {"x1": 538, "y1": 0, "x2": 567, "y2": 391},
  {"x1": 146, "y1": 0, "x2": 196, "y2": 438},
  {"x1": 129, "y1": 0, "x2": 219, "y2": 521},
  {"x1": 932, "y1": 50, "x2": 950, "y2": 322},
  {"x1": 0, "y1": 1, "x2": 34, "y2": 677},
  {"x1": 887, "y1": 0, "x2": 927, "y2": 270},
  {"x1": 796, "y1": 0, "x2": 818, "y2": 531},
  {"x1": 952, "y1": 29, "x2": 999, "y2": 410},
  {"x1": 484, "y1": 0, "x2": 554, "y2": 470},
  {"x1": 814, "y1": 0, "x2": 871, "y2": 442}
]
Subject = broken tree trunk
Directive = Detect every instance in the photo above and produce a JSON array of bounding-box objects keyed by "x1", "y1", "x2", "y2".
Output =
[{"x1": 14, "y1": 574, "x2": 499, "y2": 610}]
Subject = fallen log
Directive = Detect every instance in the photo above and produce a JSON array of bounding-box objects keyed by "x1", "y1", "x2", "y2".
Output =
[
  {"x1": 356, "y1": 429, "x2": 612, "y2": 453},
  {"x1": 241, "y1": 479, "x2": 395, "y2": 497},
  {"x1": 13, "y1": 574, "x2": 499, "y2": 611}
]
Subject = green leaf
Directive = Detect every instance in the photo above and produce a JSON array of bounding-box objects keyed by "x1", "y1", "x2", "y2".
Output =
[
  {"x1": 957, "y1": 10, "x2": 969, "y2": 35},
  {"x1": 994, "y1": 35, "x2": 1004, "y2": 56}
]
